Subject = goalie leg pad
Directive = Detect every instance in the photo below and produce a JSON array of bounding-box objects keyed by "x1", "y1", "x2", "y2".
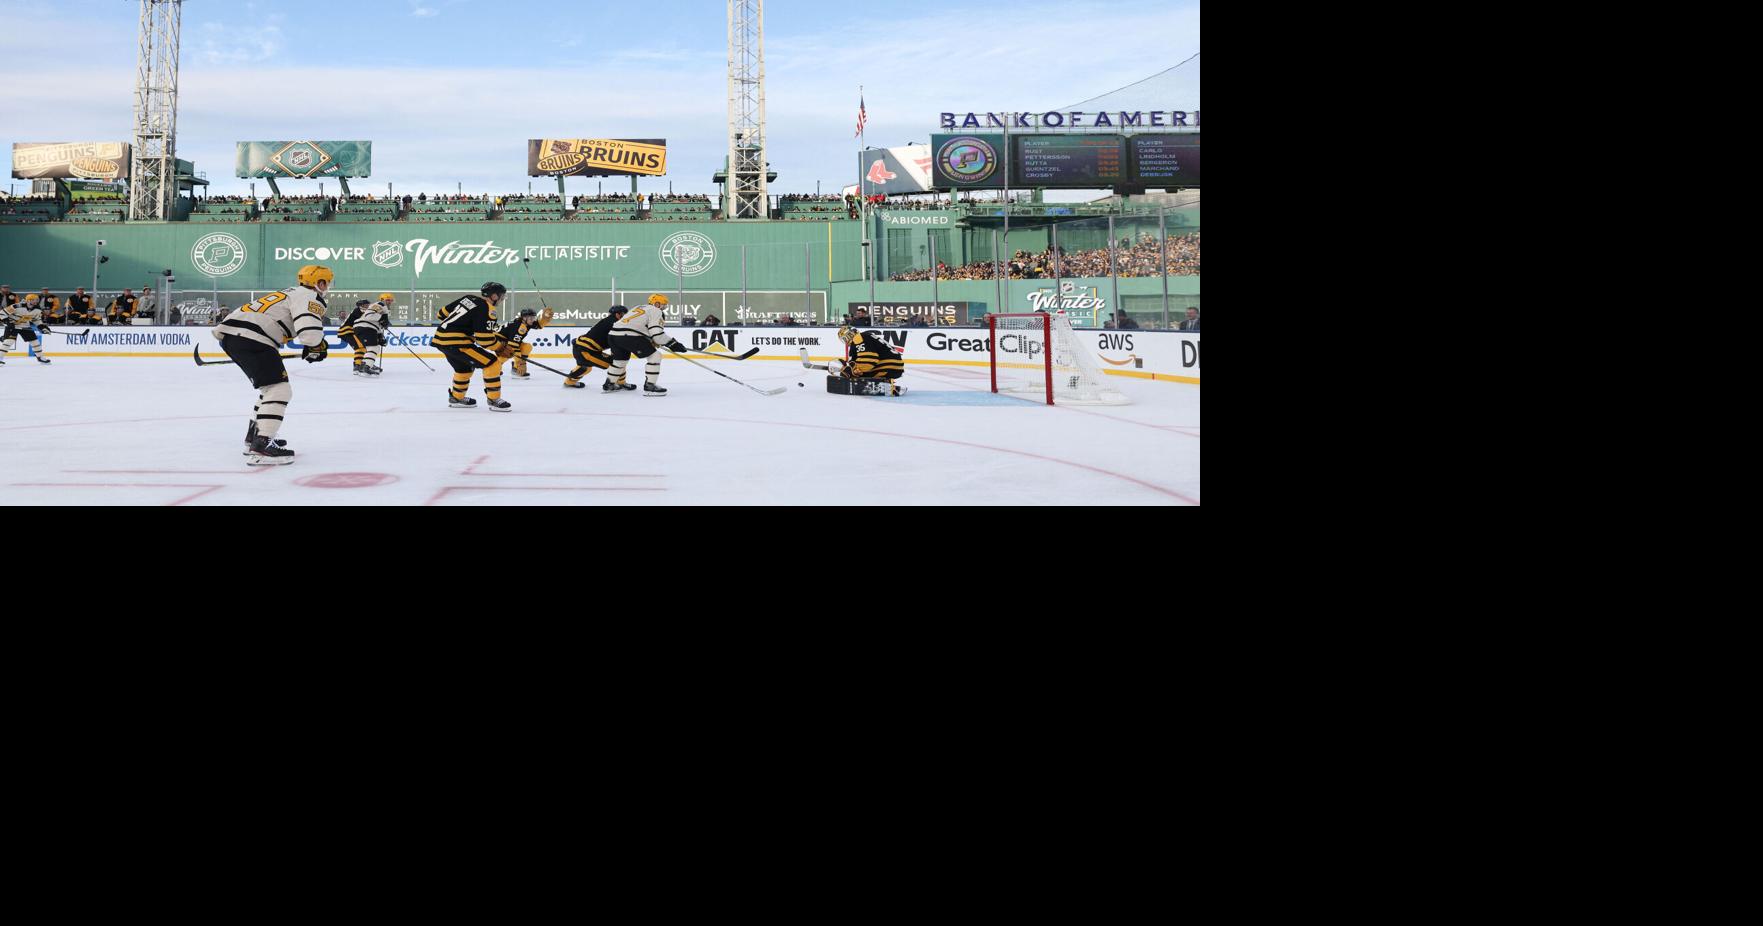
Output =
[{"x1": 825, "y1": 375, "x2": 904, "y2": 397}]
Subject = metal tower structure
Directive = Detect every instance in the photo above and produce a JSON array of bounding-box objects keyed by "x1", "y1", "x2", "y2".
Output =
[
  {"x1": 129, "y1": 0, "x2": 183, "y2": 221},
  {"x1": 726, "y1": 0, "x2": 767, "y2": 220}
]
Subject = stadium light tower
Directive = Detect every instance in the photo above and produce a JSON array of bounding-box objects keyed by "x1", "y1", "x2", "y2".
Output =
[
  {"x1": 129, "y1": 0, "x2": 182, "y2": 221},
  {"x1": 726, "y1": 0, "x2": 768, "y2": 219}
]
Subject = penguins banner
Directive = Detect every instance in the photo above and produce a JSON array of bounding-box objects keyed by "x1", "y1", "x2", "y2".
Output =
[
  {"x1": 528, "y1": 139, "x2": 668, "y2": 177},
  {"x1": 11, "y1": 142, "x2": 132, "y2": 181}
]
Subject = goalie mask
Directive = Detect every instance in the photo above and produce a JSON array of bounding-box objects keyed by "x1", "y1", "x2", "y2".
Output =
[{"x1": 837, "y1": 325, "x2": 859, "y2": 344}]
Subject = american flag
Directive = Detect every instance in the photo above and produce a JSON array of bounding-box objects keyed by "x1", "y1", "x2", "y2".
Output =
[{"x1": 853, "y1": 94, "x2": 866, "y2": 138}]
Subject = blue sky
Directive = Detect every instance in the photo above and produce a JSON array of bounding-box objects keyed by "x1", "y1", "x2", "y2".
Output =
[{"x1": 0, "y1": 0, "x2": 1199, "y2": 200}]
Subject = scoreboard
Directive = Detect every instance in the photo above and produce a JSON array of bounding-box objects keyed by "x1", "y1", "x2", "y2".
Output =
[
  {"x1": 933, "y1": 133, "x2": 1201, "y2": 190},
  {"x1": 1128, "y1": 134, "x2": 1200, "y2": 187},
  {"x1": 1014, "y1": 135, "x2": 1128, "y2": 187}
]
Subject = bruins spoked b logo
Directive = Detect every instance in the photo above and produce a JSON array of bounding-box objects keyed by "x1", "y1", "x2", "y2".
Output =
[
  {"x1": 659, "y1": 231, "x2": 716, "y2": 277},
  {"x1": 192, "y1": 233, "x2": 248, "y2": 277}
]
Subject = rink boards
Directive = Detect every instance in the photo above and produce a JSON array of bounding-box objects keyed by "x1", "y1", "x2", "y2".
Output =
[{"x1": 11, "y1": 326, "x2": 1201, "y2": 384}]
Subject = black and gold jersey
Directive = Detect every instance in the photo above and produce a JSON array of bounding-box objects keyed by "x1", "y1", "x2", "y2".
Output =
[
  {"x1": 109, "y1": 294, "x2": 138, "y2": 318},
  {"x1": 434, "y1": 295, "x2": 499, "y2": 351},
  {"x1": 575, "y1": 314, "x2": 620, "y2": 352},
  {"x1": 849, "y1": 332, "x2": 905, "y2": 379}
]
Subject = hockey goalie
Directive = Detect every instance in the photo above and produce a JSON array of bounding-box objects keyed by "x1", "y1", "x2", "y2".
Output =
[{"x1": 826, "y1": 324, "x2": 906, "y2": 397}]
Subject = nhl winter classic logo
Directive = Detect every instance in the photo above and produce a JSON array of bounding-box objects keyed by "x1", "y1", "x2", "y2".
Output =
[
  {"x1": 192, "y1": 233, "x2": 248, "y2": 277},
  {"x1": 659, "y1": 231, "x2": 716, "y2": 277},
  {"x1": 373, "y1": 240, "x2": 405, "y2": 269}
]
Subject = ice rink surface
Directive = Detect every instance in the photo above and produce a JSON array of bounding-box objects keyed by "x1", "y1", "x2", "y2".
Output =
[{"x1": 0, "y1": 355, "x2": 1200, "y2": 506}]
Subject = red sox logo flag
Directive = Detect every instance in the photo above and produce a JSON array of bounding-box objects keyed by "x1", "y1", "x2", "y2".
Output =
[{"x1": 866, "y1": 159, "x2": 896, "y2": 184}]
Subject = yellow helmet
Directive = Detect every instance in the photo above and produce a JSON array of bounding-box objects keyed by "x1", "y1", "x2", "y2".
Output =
[
  {"x1": 297, "y1": 265, "x2": 334, "y2": 288},
  {"x1": 23, "y1": 293, "x2": 39, "y2": 302},
  {"x1": 837, "y1": 325, "x2": 859, "y2": 344},
  {"x1": 648, "y1": 293, "x2": 669, "y2": 307},
  {"x1": 379, "y1": 293, "x2": 396, "y2": 303}
]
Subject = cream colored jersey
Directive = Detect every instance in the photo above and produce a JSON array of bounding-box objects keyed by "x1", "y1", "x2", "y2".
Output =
[
  {"x1": 611, "y1": 304, "x2": 668, "y2": 347},
  {"x1": 4, "y1": 300, "x2": 44, "y2": 327},
  {"x1": 213, "y1": 285, "x2": 329, "y2": 350},
  {"x1": 355, "y1": 305, "x2": 388, "y2": 334}
]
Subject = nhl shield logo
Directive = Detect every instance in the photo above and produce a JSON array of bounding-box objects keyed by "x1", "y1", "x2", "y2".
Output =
[
  {"x1": 373, "y1": 241, "x2": 405, "y2": 269},
  {"x1": 659, "y1": 232, "x2": 716, "y2": 277}
]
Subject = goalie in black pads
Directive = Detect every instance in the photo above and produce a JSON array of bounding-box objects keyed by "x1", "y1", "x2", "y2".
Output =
[
  {"x1": 563, "y1": 305, "x2": 627, "y2": 389},
  {"x1": 827, "y1": 325, "x2": 906, "y2": 396},
  {"x1": 604, "y1": 294, "x2": 686, "y2": 396},
  {"x1": 211, "y1": 264, "x2": 332, "y2": 464}
]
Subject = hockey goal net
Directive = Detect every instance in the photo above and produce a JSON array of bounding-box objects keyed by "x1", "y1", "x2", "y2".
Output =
[{"x1": 988, "y1": 313, "x2": 1130, "y2": 405}]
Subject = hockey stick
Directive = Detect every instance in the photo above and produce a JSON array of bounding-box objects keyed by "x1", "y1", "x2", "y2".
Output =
[
  {"x1": 43, "y1": 327, "x2": 91, "y2": 338},
  {"x1": 518, "y1": 256, "x2": 556, "y2": 314},
  {"x1": 506, "y1": 354, "x2": 577, "y2": 379},
  {"x1": 400, "y1": 340, "x2": 434, "y2": 371},
  {"x1": 689, "y1": 347, "x2": 760, "y2": 361},
  {"x1": 799, "y1": 348, "x2": 831, "y2": 371},
  {"x1": 191, "y1": 342, "x2": 298, "y2": 366},
  {"x1": 669, "y1": 349, "x2": 785, "y2": 396}
]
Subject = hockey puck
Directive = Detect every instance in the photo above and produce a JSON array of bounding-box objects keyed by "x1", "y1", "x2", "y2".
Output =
[{"x1": 798, "y1": 382, "x2": 804, "y2": 387}]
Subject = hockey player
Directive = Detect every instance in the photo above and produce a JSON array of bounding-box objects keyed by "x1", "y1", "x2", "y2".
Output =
[
  {"x1": 211, "y1": 264, "x2": 332, "y2": 464},
  {"x1": 494, "y1": 306, "x2": 552, "y2": 379},
  {"x1": 434, "y1": 281, "x2": 512, "y2": 411},
  {"x1": 339, "y1": 296, "x2": 391, "y2": 376},
  {"x1": 0, "y1": 285, "x2": 16, "y2": 308},
  {"x1": 107, "y1": 288, "x2": 138, "y2": 325},
  {"x1": 66, "y1": 288, "x2": 94, "y2": 324},
  {"x1": 505, "y1": 302, "x2": 549, "y2": 379},
  {"x1": 562, "y1": 305, "x2": 628, "y2": 389},
  {"x1": 604, "y1": 293, "x2": 686, "y2": 396},
  {"x1": 829, "y1": 324, "x2": 906, "y2": 396},
  {"x1": 2, "y1": 293, "x2": 53, "y2": 366}
]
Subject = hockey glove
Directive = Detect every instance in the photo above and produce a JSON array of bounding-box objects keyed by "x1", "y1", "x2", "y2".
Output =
[
  {"x1": 302, "y1": 344, "x2": 328, "y2": 363},
  {"x1": 496, "y1": 341, "x2": 519, "y2": 360},
  {"x1": 538, "y1": 307, "x2": 554, "y2": 327},
  {"x1": 37, "y1": 326, "x2": 52, "y2": 335},
  {"x1": 666, "y1": 339, "x2": 687, "y2": 353}
]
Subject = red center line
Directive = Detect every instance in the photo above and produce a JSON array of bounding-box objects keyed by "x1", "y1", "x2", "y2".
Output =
[
  {"x1": 10, "y1": 483, "x2": 225, "y2": 507},
  {"x1": 549, "y1": 409, "x2": 1199, "y2": 504},
  {"x1": 425, "y1": 486, "x2": 667, "y2": 506},
  {"x1": 66, "y1": 468, "x2": 274, "y2": 476}
]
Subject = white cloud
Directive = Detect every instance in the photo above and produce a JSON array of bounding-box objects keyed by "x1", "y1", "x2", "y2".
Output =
[
  {"x1": 196, "y1": 15, "x2": 283, "y2": 66},
  {"x1": 410, "y1": 2, "x2": 438, "y2": 17}
]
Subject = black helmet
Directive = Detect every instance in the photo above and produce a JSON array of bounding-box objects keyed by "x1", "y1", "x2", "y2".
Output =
[
  {"x1": 481, "y1": 282, "x2": 507, "y2": 297},
  {"x1": 518, "y1": 308, "x2": 538, "y2": 317},
  {"x1": 609, "y1": 304, "x2": 628, "y2": 317},
  {"x1": 355, "y1": 299, "x2": 371, "y2": 308}
]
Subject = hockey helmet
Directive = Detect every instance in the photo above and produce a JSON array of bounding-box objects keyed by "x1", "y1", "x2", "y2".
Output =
[
  {"x1": 518, "y1": 307, "x2": 538, "y2": 318},
  {"x1": 647, "y1": 293, "x2": 669, "y2": 307},
  {"x1": 355, "y1": 299, "x2": 372, "y2": 308},
  {"x1": 23, "y1": 293, "x2": 39, "y2": 302},
  {"x1": 378, "y1": 292, "x2": 396, "y2": 303},
  {"x1": 297, "y1": 265, "x2": 334, "y2": 288},
  {"x1": 481, "y1": 281, "x2": 508, "y2": 297},
  {"x1": 608, "y1": 304, "x2": 629, "y2": 318},
  {"x1": 836, "y1": 325, "x2": 859, "y2": 344}
]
